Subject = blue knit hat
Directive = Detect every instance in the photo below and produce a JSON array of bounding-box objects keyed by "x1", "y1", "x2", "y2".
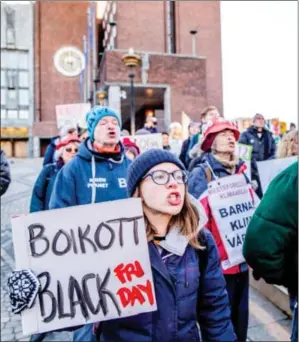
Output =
[
  {"x1": 85, "y1": 106, "x2": 122, "y2": 142},
  {"x1": 127, "y1": 149, "x2": 186, "y2": 196}
]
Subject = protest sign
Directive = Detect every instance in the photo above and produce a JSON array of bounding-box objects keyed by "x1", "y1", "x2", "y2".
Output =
[
  {"x1": 122, "y1": 133, "x2": 163, "y2": 153},
  {"x1": 235, "y1": 143, "x2": 252, "y2": 161},
  {"x1": 257, "y1": 156, "x2": 297, "y2": 194},
  {"x1": 207, "y1": 174, "x2": 259, "y2": 269},
  {"x1": 11, "y1": 198, "x2": 157, "y2": 335},
  {"x1": 56, "y1": 103, "x2": 91, "y2": 129}
]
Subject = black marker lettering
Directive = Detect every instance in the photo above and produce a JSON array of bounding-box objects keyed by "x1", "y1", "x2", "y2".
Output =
[
  {"x1": 38, "y1": 272, "x2": 57, "y2": 323},
  {"x1": 52, "y1": 229, "x2": 72, "y2": 256},
  {"x1": 82, "y1": 273, "x2": 100, "y2": 315},
  {"x1": 28, "y1": 224, "x2": 50, "y2": 257},
  {"x1": 70, "y1": 228, "x2": 78, "y2": 254},
  {"x1": 57, "y1": 280, "x2": 71, "y2": 319},
  {"x1": 78, "y1": 225, "x2": 97, "y2": 254},
  {"x1": 94, "y1": 223, "x2": 115, "y2": 250},
  {"x1": 68, "y1": 276, "x2": 89, "y2": 320}
]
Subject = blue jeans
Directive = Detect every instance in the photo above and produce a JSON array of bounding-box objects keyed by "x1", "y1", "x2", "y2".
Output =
[
  {"x1": 72, "y1": 324, "x2": 97, "y2": 342},
  {"x1": 291, "y1": 302, "x2": 298, "y2": 342},
  {"x1": 224, "y1": 271, "x2": 249, "y2": 342}
]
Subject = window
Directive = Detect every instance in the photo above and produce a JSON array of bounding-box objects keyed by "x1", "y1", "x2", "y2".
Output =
[
  {"x1": 19, "y1": 71, "x2": 29, "y2": 88},
  {"x1": 1, "y1": 49, "x2": 30, "y2": 120}
]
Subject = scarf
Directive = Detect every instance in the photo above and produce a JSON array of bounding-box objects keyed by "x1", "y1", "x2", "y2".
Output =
[
  {"x1": 212, "y1": 152, "x2": 240, "y2": 175},
  {"x1": 91, "y1": 142, "x2": 122, "y2": 161}
]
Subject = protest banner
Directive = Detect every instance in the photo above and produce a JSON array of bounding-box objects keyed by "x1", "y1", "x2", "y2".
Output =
[
  {"x1": 235, "y1": 143, "x2": 252, "y2": 161},
  {"x1": 206, "y1": 174, "x2": 259, "y2": 269},
  {"x1": 11, "y1": 198, "x2": 157, "y2": 335},
  {"x1": 257, "y1": 156, "x2": 297, "y2": 194},
  {"x1": 56, "y1": 103, "x2": 91, "y2": 129},
  {"x1": 122, "y1": 133, "x2": 163, "y2": 153}
]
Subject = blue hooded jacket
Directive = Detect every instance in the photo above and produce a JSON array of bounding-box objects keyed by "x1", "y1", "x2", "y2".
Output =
[
  {"x1": 30, "y1": 161, "x2": 64, "y2": 213},
  {"x1": 49, "y1": 138, "x2": 131, "y2": 209}
]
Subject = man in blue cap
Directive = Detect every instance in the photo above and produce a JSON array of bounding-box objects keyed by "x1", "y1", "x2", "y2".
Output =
[
  {"x1": 49, "y1": 106, "x2": 130, "y2": 209},
  {"x1": 49, "y1": 107, "x2": 130, "y2": 341}
]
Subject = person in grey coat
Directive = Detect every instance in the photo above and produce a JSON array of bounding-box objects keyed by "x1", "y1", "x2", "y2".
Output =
[
  {"x1": 0, "y1": 149, "x2": 11, "y2": 196},
  {"x1": 239, "y1": 113, "x2": 276, "y2": 198}
]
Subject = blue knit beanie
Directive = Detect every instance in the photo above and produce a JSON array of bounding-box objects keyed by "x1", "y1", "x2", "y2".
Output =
[
  {"x1": 85, "y1": 106, "x2": 122, "y2": 142},
  {"x1": 127, "y1": 149, "x2": 186, "y2": 197}
]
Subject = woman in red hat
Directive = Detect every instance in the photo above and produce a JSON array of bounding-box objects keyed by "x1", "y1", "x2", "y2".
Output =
[
  {"x1": 188, "y1": 120, "x2": 251, "y2": 342},
  {"x1": 122, "y1": 137, "x2": 140, "y2": 160},
  {"x1": 30, "y1": 135, "x2": 81, "y2": 213}
]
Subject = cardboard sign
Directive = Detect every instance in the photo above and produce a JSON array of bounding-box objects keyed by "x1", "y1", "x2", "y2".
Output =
[
  {"x1": 11, "y1": 198, "x2": 157, "y2": 335},
  {"x1": 257, "y1": 157, "x2": 297, "y2": 194},
  {"x1": 56, "y1": 103, "x2": 91, "y2": 129},
  {"x1": 207, "y1": 174, "x2": 259, "y2": 269},
  {"x1": 122, "y1": 134, "x2": 163, "y2": 153},
  {"x1": 235, "y1": 143, "x2": 252, "y2": 161}
]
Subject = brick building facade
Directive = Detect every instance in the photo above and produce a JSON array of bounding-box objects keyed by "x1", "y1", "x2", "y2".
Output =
[{"x1": 33, "y1": 1, "x2": 223, "y2": 155}]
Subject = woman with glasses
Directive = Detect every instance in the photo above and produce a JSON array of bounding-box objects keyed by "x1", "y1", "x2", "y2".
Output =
[
  {"x1": 30, "y1": 136, "x2": 81, "y2": 213},
  {"x1": 90, "y1": 149, "x2": 235, "y2": 341}
]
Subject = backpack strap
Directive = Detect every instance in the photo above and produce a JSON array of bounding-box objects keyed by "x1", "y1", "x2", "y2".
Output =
[{"x1": 204, "y1": 167, "x2": 212, "y2": 184}]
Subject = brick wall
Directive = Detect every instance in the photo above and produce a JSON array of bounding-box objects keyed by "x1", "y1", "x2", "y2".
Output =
[
  {"x1": 33, "y1": 1, "x2": 89, "y2": 137},
  {"x1": 103, "y1": 51, "x2": 208, "y2": 122},
  {"x1": 175, "y1": 1, "x2": 223, "y2": 113}
]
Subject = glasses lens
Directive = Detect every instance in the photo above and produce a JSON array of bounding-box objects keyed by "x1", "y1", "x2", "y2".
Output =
[
  {"x1": 65, "y1": 148, "x2": 78, "y2": 153},
  {"x1": 152, "y1": 170, "x2": 168, "y2": 185},
  {"x1": 173, "y1": 170, "x2": 188, "y2": 184}
]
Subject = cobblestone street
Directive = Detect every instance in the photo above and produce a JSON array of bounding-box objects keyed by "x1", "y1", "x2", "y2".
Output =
[{"x1": 0, "y1": 158, "x2": 292, "y2": 341}]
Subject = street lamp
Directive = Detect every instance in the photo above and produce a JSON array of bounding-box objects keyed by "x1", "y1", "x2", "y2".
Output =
[
  {"x1": 96, "y1": 88, "x2": 107, "y2": 106},
  {"x1": 190, "y1": 29, "x2": 198, "y2": 56},
  {"x1": 121, "y1": 48, "x2": 141, "y2": 135}
]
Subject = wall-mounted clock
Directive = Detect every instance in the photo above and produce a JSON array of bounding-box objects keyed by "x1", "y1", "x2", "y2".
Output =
[{"x1": 53, "y1": 46, "x2": 85, "y2": 77}]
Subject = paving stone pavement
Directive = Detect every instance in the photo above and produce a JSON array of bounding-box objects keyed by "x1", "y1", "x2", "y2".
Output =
[{"x1": 0, "y1": 158, "x2": 292, "y2": 341}]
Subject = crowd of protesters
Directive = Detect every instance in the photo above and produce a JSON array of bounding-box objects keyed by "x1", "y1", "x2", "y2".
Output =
[{"x1": 3, "y1": 104, "x2": 298, "y2": 342}]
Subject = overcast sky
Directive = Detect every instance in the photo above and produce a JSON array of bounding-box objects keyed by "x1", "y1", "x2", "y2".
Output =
[{"x1": 221, "y1": 1, "x2": 298, "y2": 125}]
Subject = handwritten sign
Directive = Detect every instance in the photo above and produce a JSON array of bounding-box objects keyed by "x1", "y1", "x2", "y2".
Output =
[
  {"x1": 257, "y1": 157, "x2": 297, "y2": 194},
  {"x1": 207, "y1": 174, "x2": 259, "y2": 269},
  {"x1": 235, "y1": 143, "x2": 252, "y2": 161},
  {"x1": 11, "y1": 198, "x2": 157, "y2": 335},
  {"x1": 56, "y1": 103, "x2": 91, "y2": 129},
  {"x1": 122, "y1": 134, "x2": 163, "y2": 153}
]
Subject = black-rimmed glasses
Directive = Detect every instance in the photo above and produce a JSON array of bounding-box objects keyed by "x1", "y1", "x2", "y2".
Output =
[{"x1": 142, "y1": 170, "x2": 188, "y2": 185}]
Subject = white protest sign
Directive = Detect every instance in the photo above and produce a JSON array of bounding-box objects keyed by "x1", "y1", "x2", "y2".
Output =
[
  {"x1": 257, "y1": 157, "x2": 297, "y2": 194},
  {"x1": 122, "y1": 134, "x2": 163, "y2": 153},
  {"x1": 56, "y1": 103, "x2": 91, "y2": 129},
  {"x1": 11, "y1": 198, "x2": 157, "y2": 335},
  {"x1": 207, "y1": 174, "x2": 259, "y2": 269},
  {"x1": 235, "y1": 143, "x2": 252, "y2": 161}
]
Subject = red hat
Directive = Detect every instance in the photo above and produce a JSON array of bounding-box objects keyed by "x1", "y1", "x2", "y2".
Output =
[
  {"x1": 201, "y1": 120, "x2": 240, "y2": 152},
  {"x1": 56, "y1": 135, "x2": 81, "y2": 150},
  {"x1": 122, "y1": 137, "x2": 140, "y2": 156}
]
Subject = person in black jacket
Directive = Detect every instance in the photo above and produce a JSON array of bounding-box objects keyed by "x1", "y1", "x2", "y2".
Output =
[
  {"x1": 179, "y1": 122, "x2": 200, "y2": 168},
  {"x1": 0, "y1": 149, "x2": 11, "y2": 196},
  {"x1": 239, "y1": 113, "x2": 276, "y2": 198}
]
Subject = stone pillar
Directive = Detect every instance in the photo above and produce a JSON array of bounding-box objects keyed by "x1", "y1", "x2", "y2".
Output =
[{"x1": 108, "y1": 85, "x2": 121, "y2": 120}]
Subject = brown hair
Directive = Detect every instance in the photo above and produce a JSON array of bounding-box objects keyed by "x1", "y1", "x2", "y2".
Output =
[
  {"x1": 136, "y1": 187, "x2": 204, "y2": 250},
  {"x1": 200, "y1": 105, "x2": 218, "y2": 119},
  {"x1": 276, "y1": 130, "x2": 298, "y2": 158}
]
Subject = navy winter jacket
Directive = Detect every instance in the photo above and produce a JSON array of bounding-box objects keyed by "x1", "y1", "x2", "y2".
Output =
[
  {"x1": 49, "y1": 138, "x2": 131, "y2": 209},
  {"x1": 30, "y1": 161, "x2": 63, "y2": 213},
  {"x1": 179, "y1": 137, "x2": 191, "y2": 168},
  {"x1": 43, "y1": 136, "x2": 59, "y2": 166},
  {"x1": 239, "y1": 126, "x2": 276, "y2": 179},
  {"x1": 64, "y1": 229, "x2": 236, "y2": 342}
]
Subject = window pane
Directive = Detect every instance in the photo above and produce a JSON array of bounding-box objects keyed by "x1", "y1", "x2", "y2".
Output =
[
  {"x1": 6, "y1": 51, "x2": 18, "y2": 68},
  {"x1": 19, "y1": 110, "x2": 29, "y2": 119},
  {"x1": 1, "y1": 110, "x2": 6, "y2": 119},
  {"x1": 1, "y1": 51, "x2": 9, "y2": 68},
  {"x1": 6, "y1": 89, "x2": 17, "y2": 109},
  {"x1": 1, "y1": 70, "x2": 6, "y2": 86},
  {"x1": 19, "y1": 52, "x2": 29, "y2": 69},
  {"x1": 7, "y1": 70, "x2": 18, "y2": 89},
  {"x1": 7, "y1": 110, "x2": 18, "y2": 119},
  {"x1": 19, "y1": 71, "x2": 29, "y2": 87},
  {"x1": 19, "y1": 89, "x2": 29, "y2": 106},
  {"x1": 1, "y1": 89, "x2": 6, "y2": 105}
]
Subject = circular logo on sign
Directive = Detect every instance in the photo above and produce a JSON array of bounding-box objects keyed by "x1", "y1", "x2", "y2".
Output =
[{"x1": 53, "y1": 46, "x2": 85, "y2": 77}]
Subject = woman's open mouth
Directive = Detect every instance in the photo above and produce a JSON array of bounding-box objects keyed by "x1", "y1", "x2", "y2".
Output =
[
  {"x1": 108, "y1": 132, "x2": 116, "y2": 138},
  {"x1": 167, "y1": 192, "x2": 182, "y2": 206}
]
